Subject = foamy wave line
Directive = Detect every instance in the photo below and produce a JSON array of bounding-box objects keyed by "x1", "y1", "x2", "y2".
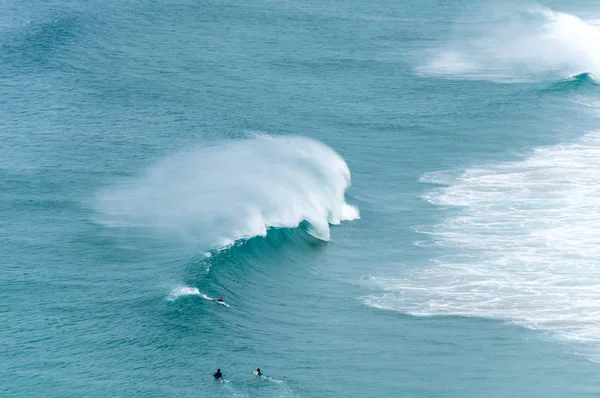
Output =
[{"x1": 365, "y1": 132, "x2": 600, "y2": 356}]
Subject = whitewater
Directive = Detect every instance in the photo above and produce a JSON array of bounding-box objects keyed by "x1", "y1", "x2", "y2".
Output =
[
  {"x1": 367, "y1": 4, "x2": 600, "y2": 361},
  {"x1": 366, "y1": 132, "x2": 600, "y2": 354}
]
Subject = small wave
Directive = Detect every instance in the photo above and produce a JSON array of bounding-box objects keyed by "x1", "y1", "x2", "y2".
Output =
[
  {"x1": 544, "y1": 72, "x2": 600, "y2": 94},
  {"x1": 95, "y1": 135, "x2": 359, "y2": 249},
  {"x1": 2, "y1": 11, "x2": 82, "y2": 70},
  {"x1": 566, "y1": 72, "x2": 598, "y2": 84},
  {"x1": 418, "y1": 6, "x2": 600, "y2": 83},
  {"x1": 366, "y1": 132, "x2": 600, "y2": 359}
]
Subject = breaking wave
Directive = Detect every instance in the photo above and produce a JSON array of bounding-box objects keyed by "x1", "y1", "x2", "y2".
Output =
[
  {"x1": 95, "y1": 135, "x2": 359, "y2": 249},
  {"x1": 418, "y1": 6, "x2": 600, "y2": 83}
]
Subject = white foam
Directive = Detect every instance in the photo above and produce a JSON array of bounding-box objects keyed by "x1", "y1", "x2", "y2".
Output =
[
  {"x1": 418, "y1": 7, "x2": 600, "y2": 82},
  {"x1": 168, "y1": 285, "x2": 200, "y2": 301},
  {"x1": 365, "y1": 132, "x2": 600, "y2": 355},
  {"x1": 95, "y1": 135, "x2": 358, "y2": 246}
]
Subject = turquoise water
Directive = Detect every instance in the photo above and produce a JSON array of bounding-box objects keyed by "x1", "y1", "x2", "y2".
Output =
[{"x1": 4, "y1": 0, "x2": 600, "y2": 396}]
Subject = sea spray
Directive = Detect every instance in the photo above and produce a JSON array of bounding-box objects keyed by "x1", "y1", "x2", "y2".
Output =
[
  {"x1": 95, "y1": 135, "x2": 359, "y2": 248},
  {"x1": 167, "y1": 285, "x2": 200, "y2": 301},
  {"x1": 418, "y1": 6, "x2": 600, "y2": 82}
]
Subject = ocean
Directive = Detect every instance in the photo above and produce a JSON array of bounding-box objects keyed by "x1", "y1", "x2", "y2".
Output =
[{"x1": 3, "y1": 0, "x2": 600, "y2": 396}]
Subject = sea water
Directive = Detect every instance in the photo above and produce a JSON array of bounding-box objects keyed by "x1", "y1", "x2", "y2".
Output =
[{"x1": 3, "y1": 0, "x2": 600, "y2": 396}]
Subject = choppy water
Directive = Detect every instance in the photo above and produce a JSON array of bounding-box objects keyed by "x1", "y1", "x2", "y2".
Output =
[{"x1": 4, "y1": 0, "x2": 600, "y2": 396}]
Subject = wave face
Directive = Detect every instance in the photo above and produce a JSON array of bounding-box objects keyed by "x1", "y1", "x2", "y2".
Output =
[
  {"x1": 364, "y1": 132, "x2": 600, "y2": 356},
  {"x1": 95, "y1": 135, "x2": 359, "y2": 247},
  {"x1": 418, "y1": 7, "x2": 600, "y2": 83}
]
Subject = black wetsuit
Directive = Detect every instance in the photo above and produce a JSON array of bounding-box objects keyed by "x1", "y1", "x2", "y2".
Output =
[{"x1": 214, "y1": 371, "x2": 223, "y2": 380}]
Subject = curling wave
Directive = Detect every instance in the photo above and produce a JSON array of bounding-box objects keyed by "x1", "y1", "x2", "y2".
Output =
[
  {"x1": 95, "y1": 135, "x2": 359, "y2": 248},
  {"x1": 545, "y1": 73, "x2": 599, "y2": 95}
]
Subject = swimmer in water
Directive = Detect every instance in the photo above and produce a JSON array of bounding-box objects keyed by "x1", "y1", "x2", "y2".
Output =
[
  {"x1": 213, "y1": 369, "x2": 223, "y2": 380},
  {"x1": 253, "y1": 368, "x2": 263, "y2": 377}
]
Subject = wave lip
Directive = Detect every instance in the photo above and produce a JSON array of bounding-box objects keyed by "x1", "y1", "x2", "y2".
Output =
[
  {"x1": 365, "y1": 132, "x2": 600, "y2": 358},
  {"x1": 566, "y1": 72, "x2": 598, "y2": 83},
  {"x1": 418, "y1": 7, "x2": 600, "y2": 83},
  {"x1": 95, "y1": 135, "x2": 359, "y2": 248}
]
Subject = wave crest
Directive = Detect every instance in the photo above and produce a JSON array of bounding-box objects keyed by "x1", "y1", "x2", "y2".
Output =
[
  {"x1": 95, "y1": 135, "x2": 359, "y2": 247},
  {"x1": 168, "y1": 286, "x2": 200, "y2": 301}
]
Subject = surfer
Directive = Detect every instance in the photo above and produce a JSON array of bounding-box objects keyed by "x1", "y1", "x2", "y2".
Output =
[
  {"x1": 253, "y1": 368, "x2": 263, "y2": 377},
  {"x1": 213, "y1": 368, "x2": 223, "y2": 380},
  {"x1": 209, "y1": 296, "x2": 229, "y2": 307}
]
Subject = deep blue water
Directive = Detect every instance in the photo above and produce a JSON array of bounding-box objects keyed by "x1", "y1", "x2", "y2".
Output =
[{"x1": 4, "y1": 0, "x2": 600, "y2": 396}]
